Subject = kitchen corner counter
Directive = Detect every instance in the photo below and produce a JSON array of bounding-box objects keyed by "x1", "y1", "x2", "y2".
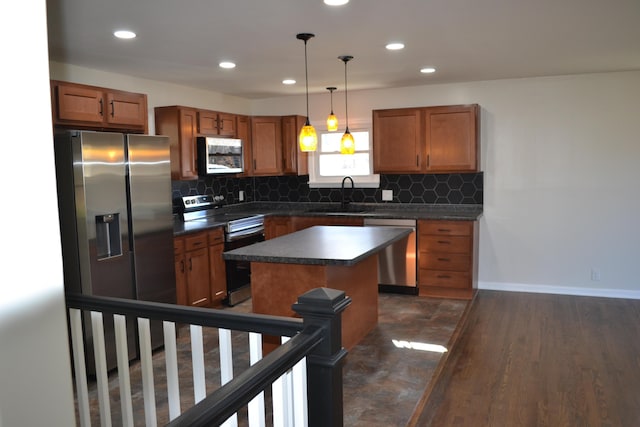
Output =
[{"x1": 223, "y1": 225, "x2": 412, "y2": 266}]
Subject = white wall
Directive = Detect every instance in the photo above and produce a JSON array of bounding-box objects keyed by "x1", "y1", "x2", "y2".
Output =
[
  {"x1": 50, "y1": 62, "x2": 640, "y2": 297},
  {"x1": 0, "y1": 1, "x2": 76, "y2": 426}
]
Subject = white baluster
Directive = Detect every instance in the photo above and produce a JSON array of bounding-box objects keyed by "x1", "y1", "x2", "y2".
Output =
[
  {"x1": 90, "y1": 311, "x2": 112, "y2": 427},
  {"x1": 292, "y1": 358, "x2": 308, "y2": 427},
  {"x1": 69, "y1": 309, "x2": 91, "y2": 427},
  {"x1": 138, "y1": 318, "x2": 157, "y2": 427},
  {"x1": 113, "y1": 314, "x2": 134, "y2": 427},
  {"x1": 272, "y1": 336, "x2": 293, "y2": 427},
  {"x1": 190, "y1": 325, "x2": 206, "y2": 403},
  {"x1": 248, "y1": 332, "x2": 266, "y2": 427},
  {"x1": 219, "y1": 328, "x2": 238, "y2": 427},
  {"x1": 163, "y1": 321, "x2": 181, "y2": 420}
]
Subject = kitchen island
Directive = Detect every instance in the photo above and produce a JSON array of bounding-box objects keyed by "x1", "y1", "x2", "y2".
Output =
[{"x1": 223, "y1": 225, "x2": 413, "y2": 350}]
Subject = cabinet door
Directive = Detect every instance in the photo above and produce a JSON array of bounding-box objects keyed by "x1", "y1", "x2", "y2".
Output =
[
  {"x1": 186, "y1": 247, "x2": 211, "y2": 307},
  {"x1": 105, "y1": 91, "x2": 147, "y2": 129},
  {"x1": 55, "y1": 83, "x2": 104, "y2": 124},
  {"x1": 265, "y1": 216, "x2": 292, "y2": 239},
  {"x1": 179, "y1": 108, "x2": 199, "y2": 180},
  {"x1": 373, "y1": 108, "x2": 423, "y2": 173},
  {"x1": 174, "y1": 238, "x2": 188, "y2": 306},
  {"x1": 281, "y1": 115, "x2": 308, "y2": 175},
  {"x1": 251, "y1": 116, "x2": 282, "y2": 175},
  {"x1": 236, "y1": 115, "x2": 252, "y2": 176},
  {"x1": 208, "y1": 243, "x2": 227, "y2": 305},
  {"x1": 425, "y1": 105, "x2": 478, "y2": 172},
  {"x1": 217, "y1": 112, "x2": 237, "y2": 137},
  {"x1": 197, "y1": 110, "x2": 219, "y2": 135}
]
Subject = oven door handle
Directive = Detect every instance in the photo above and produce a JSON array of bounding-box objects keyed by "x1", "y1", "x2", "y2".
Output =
[{"x1": 225, "y1": 225, "x2": 265, "y2": 242}]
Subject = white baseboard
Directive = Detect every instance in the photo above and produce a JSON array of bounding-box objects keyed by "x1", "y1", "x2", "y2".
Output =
[{"x1": 478, "y1": 281, "x2": 640, "y2": 300}]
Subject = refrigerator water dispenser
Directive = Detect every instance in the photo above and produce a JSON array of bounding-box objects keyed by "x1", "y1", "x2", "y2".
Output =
[{"x1": 95, "y1": 213, "x2": 122, "y2": 259}]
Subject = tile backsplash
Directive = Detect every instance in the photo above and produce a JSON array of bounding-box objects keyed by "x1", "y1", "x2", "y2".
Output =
[{"x1": 172, "y1": 173, "x2": 482, "y2": 209}]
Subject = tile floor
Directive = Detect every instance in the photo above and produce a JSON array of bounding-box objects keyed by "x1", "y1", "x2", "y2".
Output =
[{"x1": 76, "y1": 293, "x2": 467, "y2": 426}]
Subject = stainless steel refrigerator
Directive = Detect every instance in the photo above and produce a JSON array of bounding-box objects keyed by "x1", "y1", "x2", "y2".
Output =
[{"x1": 54, "y1": 130, "x2": 175, "y2": 372}]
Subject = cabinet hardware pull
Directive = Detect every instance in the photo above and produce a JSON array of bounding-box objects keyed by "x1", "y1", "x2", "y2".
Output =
[
  {"x1": 437, "y1": 229, "x2": 451, "y2": 232},
  {"x1": 427, "y1": 154, "x2": 430, "y2": 167},
  {"x1": 110, "y1": 100, "x2": 115, "y2": 117},
  {"x1": 189, "y1": 258, "x2": 193, "y2": 271},
  {"x1": 193, "y1": 242, "x2": 202, "y2": 246},
  {"x1": 99, "y1": 99, "x2": 103, "y2": 116},
  {"x1": 180, "y1": 260, "x2": 185, "y2": 273},
  {"x1": 437, "y1": 274, "x2": 451, "y2": 279},
  {"x1": 437, "y1": 258, "x2": 450, "y2": 262},
  {"x1": 416, "y1": 154, "x2": 419, "y2": 166},
  {"x1": 437, "y1": 240, "x2": 451, "y2": 244},
  {"x1": 253, "y1": 159, "x2": 257, "y2": 170},
  {"x1": 193, "y1": 298, "x2": 207, "y2": 305}
]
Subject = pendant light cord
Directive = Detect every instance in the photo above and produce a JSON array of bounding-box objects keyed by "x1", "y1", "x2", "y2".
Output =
[
  {"x1": 343, "y1": 59, "x2": 349, "y2": 129},
  {"x1": 304, "y1": 40, "x2": 310, "y2": 121}
]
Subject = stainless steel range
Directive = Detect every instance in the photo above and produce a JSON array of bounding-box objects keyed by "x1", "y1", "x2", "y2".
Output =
[{"x1": 180, "y1": 195, "x2": 265, "y2": 306}]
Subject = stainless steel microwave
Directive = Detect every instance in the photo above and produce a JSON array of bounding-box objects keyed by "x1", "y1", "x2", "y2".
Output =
[{"x1": 197, "y1": 136, "x2": 244, "y2": 175}]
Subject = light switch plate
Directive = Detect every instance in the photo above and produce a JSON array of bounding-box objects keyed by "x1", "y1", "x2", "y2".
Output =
[{"x1": 382, "y1": 189, "x2": 393, "y2": 201}]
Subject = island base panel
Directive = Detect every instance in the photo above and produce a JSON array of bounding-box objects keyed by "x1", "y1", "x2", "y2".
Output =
[{"x1": 251, "y1": 257, "x2": 379, "y2": 351}]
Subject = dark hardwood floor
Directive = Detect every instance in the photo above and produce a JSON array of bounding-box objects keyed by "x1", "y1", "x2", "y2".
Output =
[{"x1": 411, "y1": 290, "x2": 640, "y2": 426}]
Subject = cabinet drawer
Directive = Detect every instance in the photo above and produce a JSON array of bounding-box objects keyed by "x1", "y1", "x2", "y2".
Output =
[
  {"x1": 421, "y1": 235, "x2": 471, "y2": 254},
  {"x1": 185, "y1": 233, "x2": 208, "y2": 251},
  {"x1": 419, "y1": 220, "x2": 472, "y2": 236},
  {"x1": 208, "y1": 228, "x2": 225, "y2": 245},
  {"x1": 419, "y1": 253, "x2": 471, "y2": 271},
  {"x1": 419, "y1": 270, "x2": 471, "y2": 289},
  {"x1": 174, "y1": 238, "x2": 185, "y2": 254}
]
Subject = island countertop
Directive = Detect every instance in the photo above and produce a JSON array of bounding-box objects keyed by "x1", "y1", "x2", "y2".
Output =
[{"x1": 223, "y1": 225, "x2": 412, "y2": 266}]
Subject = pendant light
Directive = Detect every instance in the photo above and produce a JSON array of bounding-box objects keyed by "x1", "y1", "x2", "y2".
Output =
[
  {"x1": 326, "y1": 87, "x2": 338, "y2": 131},
  {"x1": 339, "y1": 55, "x2": 355, "y2": 155},
  {"x1": 297, "y1": 33, "x2": 318, "y2": 152}
]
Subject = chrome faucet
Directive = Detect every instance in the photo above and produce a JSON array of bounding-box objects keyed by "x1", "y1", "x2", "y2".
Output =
[{"x1": 341, "y1": 176, "x2": 354, "y2": 209}]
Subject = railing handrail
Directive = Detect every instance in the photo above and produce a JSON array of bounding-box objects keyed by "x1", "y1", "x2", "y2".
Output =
[
  {"x1": 65, "y1": 292, "x2": 303, "y2": 337},
  {"x1": 168, "y1": 326, "x2": 324, "y2": 426}
]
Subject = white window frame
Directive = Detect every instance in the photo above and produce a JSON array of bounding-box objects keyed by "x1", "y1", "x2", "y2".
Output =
[{"x1": 307, "y1": 121, "x2": 380, "y2": 188}]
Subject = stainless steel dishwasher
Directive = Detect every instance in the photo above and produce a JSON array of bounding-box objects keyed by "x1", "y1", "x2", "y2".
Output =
[{"x1": 363, "y1": 218, "x2": 417, "y2": 294}]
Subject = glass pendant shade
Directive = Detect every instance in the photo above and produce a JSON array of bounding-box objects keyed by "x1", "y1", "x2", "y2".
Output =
[
  {"x1": 340, "y1": 127, "x2": 355, "y2": 154},
  {"x1": 299, "y1": 120, "x2": 318, "y2": 152},
  {"x1": 339, "y1": 55, "x2": 355, "y2": 155},
  {"x1": 327, "y1": 113, "x2": 338, "y2": 131},
  {"x1": 326, "y1": 86, "x2": 338, "y2": 131},
  {"x1": 297, "y1": 33, "x2": 317, "y2": 152}
]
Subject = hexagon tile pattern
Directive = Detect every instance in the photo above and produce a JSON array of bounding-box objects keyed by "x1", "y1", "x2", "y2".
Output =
[{"x1": 172, "y1": 173, "x2": 483, "y2": 211}]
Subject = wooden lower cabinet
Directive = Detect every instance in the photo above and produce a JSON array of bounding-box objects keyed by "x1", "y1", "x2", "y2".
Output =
[
  {"x1": 417, "y1": 220, "x2": 478, "y2": 299},
  {"x1": 174, "y1": 227, "x2": 227, "y2": 307},
  {"x1": 208, "y1": 228, "x2": 227, "y2": 307},
  {"x1": 265, "y1": 216, "x2": 293, "y2": 239},
  {"x1": 292, "y1": 216, "x2": 363, "y2": 231}
]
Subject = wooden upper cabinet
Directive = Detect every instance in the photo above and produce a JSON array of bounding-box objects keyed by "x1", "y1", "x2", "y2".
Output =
[
  {"x1": 236, "y1": 115, "x2": 253, "y2": 176},
  {"x1": 155, "y1": 106, "x2": 199, "y2": 180},
  {"x1": 281, "y1": 115, "x2": 308, "y2": 175},
  {"x1": 250, "y1": 116, "x2": 282, "y2": 176},
  {"x1": 373, "y1": 108, "x2": 423, "y2": 173},
  {"x1": 51, "y1": 80, "x2": 147, "y2": 132},
  {"x1": 373, "y1": 104, "x2": 479, "y2": 174},
  {"x1": 425, "y1": 105, "x2": 479, "y2": 172},
  {"x1": 197, "y1": 109, "x2": 237, "y2": 137}
]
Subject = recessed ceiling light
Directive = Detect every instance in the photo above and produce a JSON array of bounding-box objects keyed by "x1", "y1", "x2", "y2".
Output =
[
  {"x1": 324, "y1": 0, "x2": 349, "y2": 5},
  {"x1": 282, "y1": 79, "x2": 296, "y2": 85},
  {"x1": 219, "y1": 61, "x2": 236, "y2": 69},
  {"x1": 385, "y1": 43, "x2": 405, "y2": 51},
  {"x1": 113, "y1": 30, "x2": 136, "y2": 39},
  {"x1": 420, "y1": 67, "x2": 436, "y2": 74}
]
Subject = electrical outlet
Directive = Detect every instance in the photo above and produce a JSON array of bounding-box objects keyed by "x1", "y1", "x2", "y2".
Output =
[
  {"x1": 382, "y1": 189, "x2": 393, "y2": 201},
  {"x1": 590, "y1": 268, "x2": 601, "y2": 281},
  {"x1": 239, "y1": 190, "x2": 244, "y2": 202}
]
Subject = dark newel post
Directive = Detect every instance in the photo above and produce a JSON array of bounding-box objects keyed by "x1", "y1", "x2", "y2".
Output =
[{"x1": 292, "y1": 288, "x2": 351, "y2": 427}]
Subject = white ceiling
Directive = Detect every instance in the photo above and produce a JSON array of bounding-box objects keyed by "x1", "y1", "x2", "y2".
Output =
[{"x1": 46, "y1": 0, "x2": 640, "y2": 100}]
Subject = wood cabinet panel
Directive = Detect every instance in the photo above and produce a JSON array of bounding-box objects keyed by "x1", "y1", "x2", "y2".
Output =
[
  {"x1": 281, "y1": 115, "x2": 308, "y2": 175},
  {"x1": 51, "y1": 80, "x2": 147, "y2": 132},
  {"x1": 265, "y1": 216, "x2": 293, "y2": 239},
  {"x1": 373, "y1": 108, "x2": 423, "y2": 173},
  {"x1": 251, "y1": 116, "x2": 282, "y2": 175},
  {"x1": 185, "y1": 247, "x2": 210, "y2": 307},
  {"x1": 292, "y1": 216, "x2": 363, "y2": 232},
  {"x1": 373, "y1": 104, "x2": 479, "y2": 174},
  {"x1": 236, "y1": 115, "x2": 252, "y2": 176},
  {"x1": 198, "y1": 110, "x2": 237, "y2": 137},
  {"x1": 155, "y1": 106, "x2": 199, "y2": 180},
  {"x1": 417, "y1": 219, "x2": 477, "y2": 300},
  {"x1": 208, "y1": 228, "x2": 226, "y2": 306}
]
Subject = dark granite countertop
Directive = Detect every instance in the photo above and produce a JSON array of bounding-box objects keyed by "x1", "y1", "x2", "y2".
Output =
[
  {"x1": 174, "y1": 202, "x2": 482, "y2": 236},
  {"x1": 223, "y1": 225, "x2": 412, "y2": 266}
]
